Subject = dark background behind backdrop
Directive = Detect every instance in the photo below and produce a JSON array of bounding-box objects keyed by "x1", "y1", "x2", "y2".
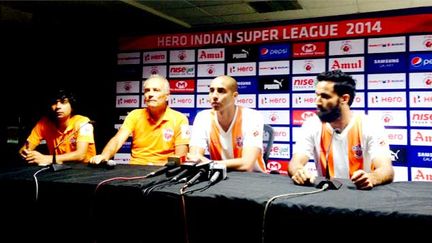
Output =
[{"x1": 0, "y1": 1, "x2": 186, "y2": 163}]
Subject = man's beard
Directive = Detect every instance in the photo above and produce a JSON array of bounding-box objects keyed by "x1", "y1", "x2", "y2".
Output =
[{"x1": 317, "y1": 101, "x2": 341, "y2": 123}]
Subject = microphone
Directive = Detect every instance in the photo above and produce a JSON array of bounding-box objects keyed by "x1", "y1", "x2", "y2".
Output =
[
  {"x1": 182, "y1": 160, "x2": 214, "y2": 185},
  {"x1": 51, "y1": 120, "x2": 95, "y2": 172},
  {"x1": 185, "y1": 168, "x2": 207, "y2": 186},
  {"x1": 147, "y1": 160, "x2": 179, "y2": 177},
  {"x1": 315, "y1": 129, "x2": 342, "y2": 190},
  {"x1": 209, "y1": 163, "x2": 227, "y2": 184},
  {"x1": 170, "y1": 162, "x2": 196, "y2": 182}
]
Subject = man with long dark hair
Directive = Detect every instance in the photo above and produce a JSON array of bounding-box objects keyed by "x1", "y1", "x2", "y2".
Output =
[{"x1": 18, "y1": 89, "x2": 96, "y2": 165}]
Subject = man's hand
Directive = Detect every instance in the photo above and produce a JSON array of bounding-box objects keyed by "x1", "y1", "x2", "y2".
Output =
[
  {"x1": 351, "y1": 170, "x2": 373, "y2": 190},
  {"x1": 89, "y1": 154, "x2": 108, "y2": 164},
  {"x1": 291, "y1": 167, "x2": 316, "y2": 185},
  {"x1": 24, "y1": 150, "x2": 52, "y2": 166}
]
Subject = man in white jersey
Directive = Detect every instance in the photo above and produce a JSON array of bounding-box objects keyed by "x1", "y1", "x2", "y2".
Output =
[
  {"x1": 188, "y1": 75, "x2": 266, "y2": 172},
  {"x1": 289, "y1": 70, "x2": 394, "y2": 190}
]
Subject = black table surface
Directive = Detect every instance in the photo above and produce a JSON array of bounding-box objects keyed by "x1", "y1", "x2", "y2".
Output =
[{"x1": 1, "y1": 163, "x2": 431, "y2": 243}]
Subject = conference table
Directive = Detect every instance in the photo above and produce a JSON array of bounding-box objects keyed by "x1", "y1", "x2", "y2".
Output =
[{"x1": 0, "y1": 163, "x2": 431, "y2": 243}]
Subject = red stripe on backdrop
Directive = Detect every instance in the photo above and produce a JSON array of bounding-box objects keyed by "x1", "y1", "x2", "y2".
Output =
[{"x1": 119, "y1": 14, "x2": 432, "y2": 50}]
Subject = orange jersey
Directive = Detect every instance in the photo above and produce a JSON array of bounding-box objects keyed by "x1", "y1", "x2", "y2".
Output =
[
  {"x1": 26, "y1": 115, "x2": 96, "y2": 162},
  {"x1": 121, "y1": 107, "x2": 190, "y2": 165}
]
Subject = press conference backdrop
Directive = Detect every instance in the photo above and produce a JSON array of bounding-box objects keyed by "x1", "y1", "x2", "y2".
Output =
[{"x1": 113, "y1": 7, "x2": 432, "y2": 181}]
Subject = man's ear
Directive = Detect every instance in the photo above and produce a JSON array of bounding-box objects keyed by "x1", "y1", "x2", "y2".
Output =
[
  {"x1": 341, "y1": 94, "x2": 350, "y2": 104},
  {"x1": 233, "y1": 91, "x2": 239, "y2": 98}
]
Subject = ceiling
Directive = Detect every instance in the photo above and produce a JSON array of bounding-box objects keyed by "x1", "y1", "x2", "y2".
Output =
[
  {"x1": 129, "y1": 0, "x2": 432, "y2": 28},
  {"x1": 1, "y1": 0, "x2": 432, "y2": 35}
]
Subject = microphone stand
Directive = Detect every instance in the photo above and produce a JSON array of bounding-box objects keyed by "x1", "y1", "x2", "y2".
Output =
[
  {"x1": 50, "y1": 121, "x2": 94, "y2": 172},
  {"x1": 316, "y1": 129, "x2": 342, "y2": 190}
]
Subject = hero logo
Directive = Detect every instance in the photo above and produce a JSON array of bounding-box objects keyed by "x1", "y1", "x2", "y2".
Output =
[
  {"x1": 423, "y1": 39, "x2": 432, "y2": 49},
  {"x1": 267, "y1": 161, "x2": 281, "y2": 171},
  {"x1": 198, "y1": 97, "x2": 208, "y2": 105},
  {"x1": 171, "y1": 97, "x2": 192, "y2": 104},
  {"x1": 301, "y1": 111, "x2": 315, "y2": 120},
  {"x1": 118, "y1": 98, "x2": 137, "y2": 105},
  {"x1": 274, "y1": 130, "x2": 287, "y2": 137},
  {"x1": 175, "y1": 80, "x2": 187, "y2": 89},
  {"x1": 413, "y1": 95, "x2": 432, "y2": 103},
  {"x1": 230, "y1": 66, "x2": 253, "y2": 73},
  {"x1": 296, "y1": 96, "x2": 315, "y2": 104},
  {"x1": 237, "y1": 98, "x2": 254, "y2": 104},
  {"x1": 301, "y1": 44, "x2": 316, "y2": 53},
  {"x1": 341, "y1": 43, "x2": 352, "y2": 53},
  {"x1": 261, "y1": 97, "x2": 287, "y2": 104},
  {"x1": 388, "y1": 133, "x2": 404, "y2": 141},
  {"x1": 372, "y1": 95, "x2": 403, "y2": 103},
  {"x1": 145, "y1": 54, "x2": 165, "y2": 61}
]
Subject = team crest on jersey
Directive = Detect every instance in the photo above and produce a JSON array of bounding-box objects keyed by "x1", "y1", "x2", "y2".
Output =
[
  {"x1": 236, "y1": 136, "x2": 243, "y2": 148},
  {"x1": 352, "y1": 144, "x2": 363, "y2": 159},
  {"x1": 163, "y1": 128, "x2": 174, "y2": 141}
]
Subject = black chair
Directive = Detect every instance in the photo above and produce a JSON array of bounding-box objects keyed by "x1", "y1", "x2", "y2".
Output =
[{"x1": 263, "y1": 124, "x2": 274, "y2": 164}]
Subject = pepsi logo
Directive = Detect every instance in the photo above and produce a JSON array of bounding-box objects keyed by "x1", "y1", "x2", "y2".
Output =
[
  {"x1": 411, "y1": 57, "x2": 423, "y2": 67},
  {"x1": 261, "y1": 48, "x2": 269, "y2": 55}
]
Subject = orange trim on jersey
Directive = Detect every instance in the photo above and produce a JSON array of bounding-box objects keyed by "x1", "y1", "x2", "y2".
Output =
[
  {"x1": 209, "y1": 107, "x2": 245, "y2": 160},
  {"x1": 209, "y1": 110, "x2": 223, "y2": 160},
  {"x1": 319, "y1": 116, "x2": 364, "y2": 178},
  {"x1": 232, "y1": 107, "x2": 243, "y2": 158},
  {"x1": 320, "y1": 125, "x2": 334, "y2": 177}
]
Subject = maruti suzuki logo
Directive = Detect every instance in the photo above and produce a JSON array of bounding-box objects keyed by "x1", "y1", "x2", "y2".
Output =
[
  {"x1": 301, "y1": 44, "x2": 316, "y2": 53},
  {"x1": 176, "y1": 81, "x2": 187, "y2": 89}
]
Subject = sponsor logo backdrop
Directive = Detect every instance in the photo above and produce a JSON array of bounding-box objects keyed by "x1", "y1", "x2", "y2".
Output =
[{"x1": 114, "y1": 9, "x2": 432, "y2": 181}]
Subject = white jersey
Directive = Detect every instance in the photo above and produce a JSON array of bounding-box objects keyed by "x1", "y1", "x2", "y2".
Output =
[
  {"x1": 190, "y1": 106, "x2": 265, "y2": 172},
  {"x1": 293, "y1": 113, "x2": 391, "y2": 179}
]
